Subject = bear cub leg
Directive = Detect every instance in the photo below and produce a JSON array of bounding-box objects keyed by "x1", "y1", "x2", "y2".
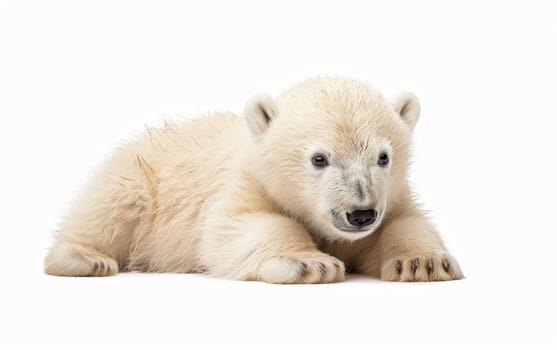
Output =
[
  {"x1": 201, "y1": 212, "x2": 345, "y2": 284},
  {"x1": 375, "y1": 214, "x2": 464, "y2": 282}
]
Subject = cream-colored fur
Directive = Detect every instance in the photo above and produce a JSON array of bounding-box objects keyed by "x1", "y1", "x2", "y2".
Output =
[{"x1": 45, "y1": 77, "x2": 463, "y2": 283}]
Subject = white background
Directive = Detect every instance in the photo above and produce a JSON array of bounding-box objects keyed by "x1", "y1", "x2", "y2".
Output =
[{"x1": 1, "y1": 0, "x2": 556, "y2": 349}]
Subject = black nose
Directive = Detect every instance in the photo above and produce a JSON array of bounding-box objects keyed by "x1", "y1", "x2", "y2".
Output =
[{"x1": 346, "y1": 209, "x2": 377, "y2": 228}]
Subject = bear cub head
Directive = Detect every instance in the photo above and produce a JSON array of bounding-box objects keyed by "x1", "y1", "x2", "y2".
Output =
[{"x1": 244, "y1": 77, "x2": 420, "y2": 241}]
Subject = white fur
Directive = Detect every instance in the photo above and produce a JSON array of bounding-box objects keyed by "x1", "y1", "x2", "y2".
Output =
[{"x1": 45, "y1": 76, "x2": 463, "y2": 283}]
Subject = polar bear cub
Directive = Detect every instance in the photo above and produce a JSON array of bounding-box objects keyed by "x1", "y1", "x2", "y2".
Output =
[{"x1": 45, "y1": 77, "x2": 463, "y2": 283}]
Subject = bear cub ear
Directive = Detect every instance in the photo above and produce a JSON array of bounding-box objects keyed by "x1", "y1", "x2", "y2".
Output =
[
  {"x1": 244, "y1": 94, "x2": 278, "y2": 137},
  {"x1": 391, "y1": 92, "x2": 421, "y2": 132}
]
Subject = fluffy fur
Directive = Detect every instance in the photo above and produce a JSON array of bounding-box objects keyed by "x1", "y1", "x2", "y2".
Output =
[{"x1": 45, "y1": 77, "x2": 463, "y2": 283}]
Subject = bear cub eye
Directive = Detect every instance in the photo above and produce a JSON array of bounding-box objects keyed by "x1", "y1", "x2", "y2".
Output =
[
  {"x1": 378, "y1": 152, "x2": 389, "y2": 167},
  {"x1": 311, "y1": 154, "x2": 328, "y2": 168}
]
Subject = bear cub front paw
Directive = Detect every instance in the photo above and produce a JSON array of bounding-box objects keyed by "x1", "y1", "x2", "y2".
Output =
[
  {"x1": 381, "y1": 252, "x2": 463, "y2": 282},
  {"x1": 259, "y1": 253, "x2": 345, "y2": 284}
]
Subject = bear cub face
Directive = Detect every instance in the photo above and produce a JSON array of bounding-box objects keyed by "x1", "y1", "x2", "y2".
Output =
[
  {"x1": 303, "y1": 133, "x2": 393, "y2": 239},
  {"x1": 244, "y1": 78, "x2": 419, "y2": 241}
]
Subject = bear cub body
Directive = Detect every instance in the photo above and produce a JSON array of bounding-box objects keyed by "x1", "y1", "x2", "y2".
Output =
[{"x1": 45, "y1": 77, "x2": 463, "y2": 283}]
